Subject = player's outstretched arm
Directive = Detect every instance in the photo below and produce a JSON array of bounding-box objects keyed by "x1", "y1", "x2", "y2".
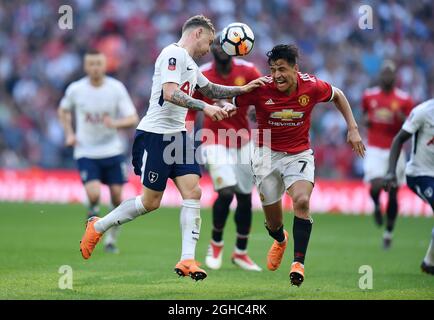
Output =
[
  {"x1": 384, "y1": 129, "x2": 412, "y2": 190},
  {"x1": 331, "y1": 87, "x2": 366, "y2": 158},
  {"x1": 163, "y1": 82, "x2": 228, "y2": 121},
  {"x1": 197, "y1": 76, "x2": 270, "y2": 99},
  {"x1": 57, "y1": 108, "x2": 76, "y2": 147}
]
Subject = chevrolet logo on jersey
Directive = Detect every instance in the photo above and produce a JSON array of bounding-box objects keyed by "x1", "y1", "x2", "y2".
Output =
[{"x1": 270, "y1": 109, "x2": 304, "y2": 121}]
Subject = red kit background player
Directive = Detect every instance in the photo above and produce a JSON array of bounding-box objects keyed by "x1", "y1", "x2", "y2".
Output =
[{"x1": 362, "y1": 60, "x2": 413, "y2": 249}]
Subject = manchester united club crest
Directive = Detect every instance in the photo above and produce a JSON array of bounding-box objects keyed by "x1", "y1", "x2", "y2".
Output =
[
  {"x1": 234, "y1": 76, "x2": 246, "y2": 86},
  {"x1": 298, "y1": 94, "x2": 310, "y2": 107},
  {"x1": 148, "y1": 171, "x2": 159, "y2": 183}
]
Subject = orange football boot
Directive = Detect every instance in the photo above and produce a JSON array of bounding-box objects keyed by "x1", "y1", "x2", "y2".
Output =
[
  {"x1": 267, "y1": 230, "x2": 289, "y2": 271},
  {"x1": 80, "y1": 216, "x2": 103, "y2": 259},
  {"x1": 174, "y1": 259, "x2": 207, "y2": 281},
  {"x1": 290, "y1": 262, "x2": 305, "y2": 287}
]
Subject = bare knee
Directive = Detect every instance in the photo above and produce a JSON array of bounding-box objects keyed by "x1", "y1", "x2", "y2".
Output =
[
  {"x1": 87, "y1": 192, "x2": 100, "y2": 205},
  {"x1": 142, "y1": 196, "x2": 161, "y2": 212},
  {"x1": 293, "y1": 194, "x2": 310, "y2": 217},
  {"x1": 184, "y1": 185, "x2": 202, "y2": 200}
]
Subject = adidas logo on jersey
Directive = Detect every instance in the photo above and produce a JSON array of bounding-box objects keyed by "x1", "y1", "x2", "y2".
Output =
[{"x1": 265, "y1": 99, "x2": 275, "y2": 105}]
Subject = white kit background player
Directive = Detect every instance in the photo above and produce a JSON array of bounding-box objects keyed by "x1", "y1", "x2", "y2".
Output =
[
  {"x1": 79, "y1": 15, "x2": 267, "y2": 281},
  {"x1": 58, "y1": 50, "x2": 139, "y2": 254},
  {"x1": 385, "y1": 99, "x2": 434, "y2": 275}
]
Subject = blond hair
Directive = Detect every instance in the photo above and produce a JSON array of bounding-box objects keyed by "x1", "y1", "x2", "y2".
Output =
[{"x1": 182, "y1": 15, "x2": 215, "y2": 34}]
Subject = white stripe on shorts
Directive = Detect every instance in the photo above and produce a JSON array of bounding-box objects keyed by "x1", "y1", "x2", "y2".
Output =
[{"x1": 140, "y1": 149, "x2": 148, "y2": 184}]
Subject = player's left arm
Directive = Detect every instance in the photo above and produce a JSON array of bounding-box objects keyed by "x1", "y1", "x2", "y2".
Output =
[
  {"x1": 331, "y1": 86, "x2": 366, "y2": 158},
  {"x1": 197, "y1": 76, "x2": 270, "y2": 99}
]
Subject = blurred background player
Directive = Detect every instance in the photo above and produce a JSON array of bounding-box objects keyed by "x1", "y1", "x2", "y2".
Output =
[
  {"x1": 361, "y1": 60, "x2": 413, "y2": 249},
  {"x1": 78, "y1": 15, "x2": 266, "y2": 281},
  {"x1": 235, "y1": 44, "x2": 365, "y2": 286},
  {"x1": 188, "y1": 36, "x2": 262, "y2": 271},
  {"x1": 385, "y1": 99, "x2": 434, "y2": 275},
  {"x1": 58, "y1": 50, "x2": 139, "y2": 254}
]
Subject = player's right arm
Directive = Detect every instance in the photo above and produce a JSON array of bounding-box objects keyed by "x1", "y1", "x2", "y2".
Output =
[
  {"x1": 58, "y1": 84, "x2": 76, "y2": 147},
  {"x1": 163, "y1": 83, "x2": 228, "y2": 121}
]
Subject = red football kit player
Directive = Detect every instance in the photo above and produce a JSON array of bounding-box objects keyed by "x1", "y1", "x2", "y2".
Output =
[
  {"x1": 234, "y1": 44, "x2": 365, "y2": 287},
  {"x1": 189, "y1": 36, "x2": 263, "y2": 272},
  {"x1": 361, "y1": 60, "x2": 414, "y2": 249}
]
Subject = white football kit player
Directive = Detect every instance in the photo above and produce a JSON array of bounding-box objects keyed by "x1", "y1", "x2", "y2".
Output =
[{"x1": 60, "y1": 76, "x2": 136, "y2": 160}]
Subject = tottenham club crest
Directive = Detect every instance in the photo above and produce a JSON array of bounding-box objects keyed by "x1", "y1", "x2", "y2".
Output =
[
  {"x1": 148, "y1": 171, "x2": 159, "y2": 183},
  {"x1": 424, "y1": 187, "x2": 433, "y2": 199}
]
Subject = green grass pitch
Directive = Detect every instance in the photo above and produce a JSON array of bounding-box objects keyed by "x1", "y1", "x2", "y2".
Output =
[{"x1": 0, "y1": 202, "x2": 433, "y2": 300}]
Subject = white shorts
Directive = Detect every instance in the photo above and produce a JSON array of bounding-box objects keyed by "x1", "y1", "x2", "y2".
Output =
[
  {"x1": 251, "y1": 146, "x2": 315, "y2": 206},
  {"x1": 201, "y1": 143, "x2": 254, "y2": 194},
  {"x1": 363, "y1": 145, "x2": 406, "y2": 185}
]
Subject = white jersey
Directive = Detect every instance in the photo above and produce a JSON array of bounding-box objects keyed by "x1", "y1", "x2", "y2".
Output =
[
  {"x1": 60, "y1": 76, "x2": 136, "y2": 159},
  {"x1": 137, "y1": 43, "x2": 209, "y2": 134},
  {"x1": 402, "y1": 99, "x2": 434, "y2": 177}
]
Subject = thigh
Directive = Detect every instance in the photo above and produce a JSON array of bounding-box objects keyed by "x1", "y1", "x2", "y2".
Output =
[
  {"x1": 173, "y1": 174, "x2": 201, "y2": 200},
  {"x1": 204, "y1": 144, "x2": 237, "y2": 191},
  {"x1": 234, "y1": 143, "x2": 254, "y2": 194},
  {"x1": 282, "y1": 149, "x2": 315, "y2": 190},
  {"x1": 251, "y1": 146, "x2": 285, "y2": 206},
  {"x1": 101, "y1": 155, "x2": 128, "y2": 186},
  {"x1": 170, "y1": 132, "x2": 201, "y2": 181},
  {"x1": 363, "y1": 146, "x2": 388, "y2": 183},
  {"x1": 77, "y1": 157, "x2": 102, "y2": 184},
  {"x1": 132, "y1": 130, "x2": 171, "y2": 192},
  {"x1": 407, "y1": 175, "x2": 434, "y2": 209}
]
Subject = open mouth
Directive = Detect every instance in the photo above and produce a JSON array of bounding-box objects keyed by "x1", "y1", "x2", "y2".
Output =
[{"x1": 274, "y1": 79, "x2": 287, "y2": 87}]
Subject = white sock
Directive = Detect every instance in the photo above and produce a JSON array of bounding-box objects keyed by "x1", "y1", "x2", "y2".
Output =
[
  {"x1": 103, "y1": 203, "x2": 120, "y2": 246},
  {"x1": 180, "y1": 199, "x2": 201, "y2": 261},
  {"x1": 234, "y1": 247, "x2": 247, "y2": 255},
  {"x1": 423, "y1": 228, "x2": 434, "y2": 266},
  {"x1": 383, "y1": 230, "x2": 393, "y2": 240},
  {"x1": 94, "y1": 196, "x2": 147, "y2": 233}
]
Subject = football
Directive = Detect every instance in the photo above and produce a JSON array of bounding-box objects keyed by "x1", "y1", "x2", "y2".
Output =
[{"x1": 220, "y1": 22, "x2": 255, "y2": 56}]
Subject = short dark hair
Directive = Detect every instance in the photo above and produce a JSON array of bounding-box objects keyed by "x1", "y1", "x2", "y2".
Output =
[
  {"x1": 266, "y1": 44, "x2": 299, "y2": 66},
  {"x1": 182, "y1": 15, "x2": 215, "y2": 34}
]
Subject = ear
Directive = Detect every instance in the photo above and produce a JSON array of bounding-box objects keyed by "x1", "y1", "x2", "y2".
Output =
[
  {"x1": 196, "y1": 27, "x2": 203, "y2": 39},
  {"x1": 294, "y1": 64, "x2": 299, "y2": 72}
]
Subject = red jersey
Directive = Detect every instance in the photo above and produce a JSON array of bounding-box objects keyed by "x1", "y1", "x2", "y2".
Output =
[
  {"x1": 362, "y1": 87, "x2": 413, "y2": 149},
  {"x1": 187, "y1": 58, "x2": 261, "y2": 148},
  {"x1": 234, "y1": 72, "x2": 333, "y2": 153}
]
